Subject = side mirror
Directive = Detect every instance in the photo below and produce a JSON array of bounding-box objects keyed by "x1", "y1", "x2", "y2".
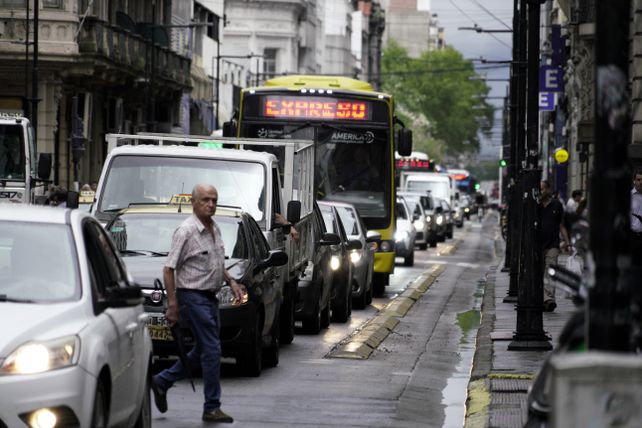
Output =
[
  {"x1": 412, "y1": 212, "x2": 421, "y2": 221},
  {"x1": 435, "y1": 206, "x2": 444, "y2": 214},
  {"x1": 366, "y1": 230, "x2": 381, "y2": 242},
  {"x1": 346, "y1": 239, "x2": 363, "y2": 251},
  {"x1": 396, "y1": 128, "x2": 413, "y2": 156},
  {"x1": 66, "y1": 191, "x2": 80, "y2": 209},
  {"x1": 222, "y1": 121, "x2": 235, "y2": 137},
  {"x1": 256, "y1": 250, "x2": 288, "y2": 273},
  {"x1": 320, "y1": 232, "x2": 341, "y2": 246},
  {"x1": 37, "y1": 153, "x2": 52, "y2": 180},
  {"x1": 287, "y1": 200, "x2": 301, "y2": 224},
  {"x1": 100, "y1": 284, "x2": 143, "y2": 309}
]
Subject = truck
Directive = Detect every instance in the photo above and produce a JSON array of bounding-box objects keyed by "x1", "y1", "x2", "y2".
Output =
[
  {"x1": 0, "y1": 113, "x2": 51, "y2": 204},
  {"x1": 92, "y1": 133, "x2": 316, "y2": 344}
]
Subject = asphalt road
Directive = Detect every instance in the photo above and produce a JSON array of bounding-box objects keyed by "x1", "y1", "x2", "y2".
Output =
[{"x1": 151, "y1": 214, "x2": 498, "y2": 427}]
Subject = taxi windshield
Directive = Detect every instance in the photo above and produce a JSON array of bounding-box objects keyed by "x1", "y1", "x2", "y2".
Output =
[
  {"x1": 97, "y1": 156, "x2": 266, "y2": 222},
  {"x1": 0, "y1": 124, "x2": 26, "y2": 181},
  {"x1": 0, "y1": 222, "x2": 80, "y2": 303},
  {"x1": 109, "y1": 214, "x2": 248, "y2": 260}
]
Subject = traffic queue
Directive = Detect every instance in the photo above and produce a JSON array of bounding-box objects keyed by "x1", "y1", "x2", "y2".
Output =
[{"x1": 0, "y1": 129, "x2": 460, "y2": 427}]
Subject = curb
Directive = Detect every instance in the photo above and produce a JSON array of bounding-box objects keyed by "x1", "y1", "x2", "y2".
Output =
[{"x1": 328, "y1": 264, "x2": 447, "y2": 360}]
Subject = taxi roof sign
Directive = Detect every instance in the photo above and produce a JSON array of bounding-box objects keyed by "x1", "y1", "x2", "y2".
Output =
[
  {"x1": 198, "y1": 141, "x2": 223, "y2": 149},
  {"x1": 170, "y1": 194, "x2": 192, "y2": 204}
]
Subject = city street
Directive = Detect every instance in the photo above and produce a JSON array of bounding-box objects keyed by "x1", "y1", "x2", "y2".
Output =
[{"x1": 151, "y1": 215, "x2": 499, "y2": 428}]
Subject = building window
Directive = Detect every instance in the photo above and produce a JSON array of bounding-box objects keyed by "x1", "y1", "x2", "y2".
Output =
[
  {"x1": 263, "y1": 48, "x2": 277, "y2": 80},
  {"x1": 0, "y1": 0, "x2": 26, "y2": 7},
  {"x1": 43, "y1": 0, "x2": 63, "y2": 8},
  {"x1": 194, "y1": 2, "x2": 219, "y2": 41}
]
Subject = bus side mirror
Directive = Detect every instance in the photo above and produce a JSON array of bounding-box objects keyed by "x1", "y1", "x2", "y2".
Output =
[
  {"x1": 287, "y1": 200, "x2": 301, "y2": 224},
  {"x1": 37, "y1": 153, "x2": 52, "y2": 180},
  {"x1": 396, "y1": 128, "x2": 413, "y2": 156},
  {"x1": 222, "y1": 121, "x2": 235, "y2": 137}
]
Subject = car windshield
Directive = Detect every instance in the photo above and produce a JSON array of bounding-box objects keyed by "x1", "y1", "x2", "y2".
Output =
[
  {"x1": 109, "y1": 214, "x2": 248, "y2": 260},
  {"x1": 335, "y1": 206, "x2": 360, "y2": 237},
  {"x1": 406, "y1": 180, "x2": 450, "y2": 201},
  {"x1": 97, "y1": 155, "x2": 266, "y2": 222},
  {"x1": 0, "y1": 124, "x2": 26, "y2": 180},
  {"x1": 0, "y1": 222, "x2": 79, "y2": 302}
]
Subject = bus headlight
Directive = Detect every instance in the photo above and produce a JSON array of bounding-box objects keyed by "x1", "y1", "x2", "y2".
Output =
[
  {"x1": 380, "y1": 241, "x2": 393, "y2": 252},
  {"x1": 330, "y1": 255, "x2": 341, "y2": 271}
]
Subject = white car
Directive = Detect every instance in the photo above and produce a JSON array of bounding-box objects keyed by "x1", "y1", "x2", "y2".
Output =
[{"x1": 0, "y1": 206, "x2": 152, "y2": 428}]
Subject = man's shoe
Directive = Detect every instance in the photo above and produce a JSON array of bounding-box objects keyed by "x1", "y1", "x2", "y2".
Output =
[
  {"x1": 544, "y1": 300, "x2": 557, "y2": 312},
  {"x1": 202, "y1": 408, "x2": 234, "y2": 423},
  {"x1": 150, "y1": 378, "x2": 168, "y2": 413}
]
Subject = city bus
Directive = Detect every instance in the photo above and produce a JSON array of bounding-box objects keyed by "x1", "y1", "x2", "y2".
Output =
[{"x1": 225, "y1": 75, "x2": 412, "y2": 294}]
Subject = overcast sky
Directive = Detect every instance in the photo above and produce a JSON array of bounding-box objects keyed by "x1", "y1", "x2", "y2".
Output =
[{"x1": 431, "y1": 0, "x2": 514, "y2": 159}]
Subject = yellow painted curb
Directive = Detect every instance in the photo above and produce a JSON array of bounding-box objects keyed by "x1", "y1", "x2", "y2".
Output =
[
  {"x1": 437, "y1": 239, "x2": 460, "y2": 256},
  {"x1": 464, "y1": 379, "x2": 490, "y2": 428},
  {"x1": 328, "y1": 263, "x2": 446, "y2": 359}
]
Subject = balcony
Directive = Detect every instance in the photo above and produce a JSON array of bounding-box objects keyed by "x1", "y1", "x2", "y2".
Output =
[{"x1": 77, "y1": 17, "x2": 190, "y2": 89}]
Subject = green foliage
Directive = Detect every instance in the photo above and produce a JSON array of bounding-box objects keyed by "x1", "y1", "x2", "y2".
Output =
[
  {"x1": 382, "y1": 40, "x2": 495, "y2": 156},
  {"x1": 468, "y1": 161, "x2": 500, "y2": 181}
]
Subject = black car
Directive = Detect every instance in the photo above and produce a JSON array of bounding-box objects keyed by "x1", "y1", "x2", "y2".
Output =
[
  {"x1": 107, "y1": 205, "x2": 287, "y2": 377},
  {"x1": 318, "y1": 201, "x2": 362, "y2": 323},
  {"x1": 295, "y1": 201, "x2": 340, "y2": 334}
]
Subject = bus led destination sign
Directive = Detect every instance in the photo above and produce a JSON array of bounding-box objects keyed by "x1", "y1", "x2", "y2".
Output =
[{"x1": 262, "y1": 96, "x2": 371, "y2": 120}]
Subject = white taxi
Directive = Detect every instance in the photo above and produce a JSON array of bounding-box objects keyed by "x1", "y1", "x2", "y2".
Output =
[{"x1": 0, "y1": 206, "x2": 152, "y2": 428}]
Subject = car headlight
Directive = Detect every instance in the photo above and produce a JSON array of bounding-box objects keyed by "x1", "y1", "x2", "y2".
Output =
[
  {"x1": 436, "y1": 215, "x2": 444, "y2": 225},
  {"x1": 394, "y1": 230, "x2": 409, "y2": 242},
  {"x1": 380, "y1": 240, "x2": 393, "y2": 252},
  {"x1": 413, "y1": 220, "x2": 425, "y2": 229},
  {"x1": 453, "y1": 212, "x2": 460, "y2": 218},
  {"x1": 330, "y1": 255, "x2": 341, "y2": 271},
  {"x1": 0, "y1": 335, "x2": 79, "y2": 375},
  {"x1": 426, "y1": 215, "x2": 432, "y2": 223},
  {"x1": 350, "y1": 251, "x2": 361, "y2": 264},
  {"x1": 464, "y1": 207, "x2": 470, "y2": 213},
  {"x1": 216, "y1": 284, "x2": 249, "y2": 307}
]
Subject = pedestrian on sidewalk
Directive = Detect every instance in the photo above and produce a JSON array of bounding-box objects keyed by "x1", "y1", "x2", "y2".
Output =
[
  {"x1": 565, "y1": 189, "x2": 583, "y2": 214},
  {"x1": 539, "y1": 180, "x2": 571, "y2": 312},
  {"x1": 631, "y1": 170, "x2": 642, "y2": 263},
  {"x1": 151, "y1": 183, "x2": 244, "y2": 424}
]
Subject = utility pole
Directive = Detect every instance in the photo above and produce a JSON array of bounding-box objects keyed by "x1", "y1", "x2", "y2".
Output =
[
  {"x1": 589, "y1": 0, "x2": 632, "y2": 351},
  {"x1": 509, "y1": 0, "x2": 551, "y2": 351},
  {"x1": 31, "y1": 0, "x2": 39, "y2": 143}
]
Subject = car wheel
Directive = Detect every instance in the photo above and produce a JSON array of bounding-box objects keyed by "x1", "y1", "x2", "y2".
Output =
[
  {"x1": 372, "y1": 273, "x2": 387, "y2": 297},
  {"x1": 353, "y1": 281, "x2": 367, "y2": 310},
  {"x1": 302, "y1": 299, "x2": 321, "y2": 334},
  {"x1": 320, "y1": 300, "x2": 331, "y2": 328},
  {"x1": 280, "y1": 284, "x2": 295, "y2": 345},
  {"x1": 447, "y1": 229, "x2": 453, "y2": 239},
  {"x1": 91, "y1": 380, "x2": 109, "y2": 428},
  {"x1": 134, "y1": 371, "x2": 152, "y2": 428},
  {"x1": 429, "y1": 239, "x2": 438, "y2": 248},
  {"x1": 404, "y1": 250, "x2": 414, "y2": 267},
  {"x1": 263, "y1": 315, "x2": 279, "y2": 368},
  {"x1": 418, "y1": 242, "x2": 428, "y2": 250},
  {"x1": 239, "y1": 313, "x2": 262, "y2": 377},
  {"x1": 365, "y1": 281, "x2": 373, "y2": 305}
]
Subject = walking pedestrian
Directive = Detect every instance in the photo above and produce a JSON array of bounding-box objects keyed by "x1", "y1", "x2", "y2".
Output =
[
  {"x1": 631, "y1": 170, "x2": 642, "y2": 263},
  {"x1": 539, "y1": 180, "x2": 571, "y2": 312},
  {"x1": 151, "y1": 183, "x2": 244, "y2": 423}
]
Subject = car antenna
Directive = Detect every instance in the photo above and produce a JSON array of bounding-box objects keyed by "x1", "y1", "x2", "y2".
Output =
[{"x1": 178, "y1": 183, "x2": 185, "y2": 213}]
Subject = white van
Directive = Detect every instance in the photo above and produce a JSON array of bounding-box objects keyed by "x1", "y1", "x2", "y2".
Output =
[{"x1": 402, "y1": 172, "x2": 453, "y2": 203}]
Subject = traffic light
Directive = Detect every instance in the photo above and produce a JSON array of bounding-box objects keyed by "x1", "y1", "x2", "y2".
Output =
[
  {"x1": 499, "y1": 159, "x2": 507, "y2": 168},
  {"x1": 474, "y1": 183, "x2": 481, "y2": 191}
]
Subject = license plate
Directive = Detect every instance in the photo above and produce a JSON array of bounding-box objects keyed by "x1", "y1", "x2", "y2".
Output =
[{"x1": 146, "y1": 317, "x2": 174, "y2": 341}]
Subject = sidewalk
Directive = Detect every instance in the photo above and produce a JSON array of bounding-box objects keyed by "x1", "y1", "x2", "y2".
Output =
[{"x1": 465, "y1": 239, "x2": 576, "y2": 427}]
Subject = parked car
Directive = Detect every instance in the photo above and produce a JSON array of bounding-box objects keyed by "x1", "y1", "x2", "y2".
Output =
[
  {"x1": 395, "y1": 196, "x2": 417, "y2": 266},
  {"x1": 0, "y1": 205, "x2": 152, "y2": 428},
  {"x1": 324, "y1": 200, "x2": 377, "y2": 309},
  {"x1": 295, "y1": 201, "x2": 340, "y2": 334},
  {"x1": 437, "y1": 198, "x2": 455, "y2": 239},
  {"x1": 107, "y1": 204, "x2": 287, "y2": 377},
  {"x1": 398, "y1": 191, "x2": 438, "y2": 249},
  {"x1": 318, "y1": 201, "x2": 361, "y2": 322}
]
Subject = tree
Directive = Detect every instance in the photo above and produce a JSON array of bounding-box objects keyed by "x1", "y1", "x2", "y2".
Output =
[{"x1": 382, "y1": 41, "x2": 495, "y2": 157}]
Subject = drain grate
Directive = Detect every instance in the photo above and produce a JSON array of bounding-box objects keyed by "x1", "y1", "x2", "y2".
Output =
[
  {"x1": 490, "y1": 378, "x2": 531, "y2": 392},
  {"x1": 489, "y1": 408, "x2": 523, "y2": 428}
]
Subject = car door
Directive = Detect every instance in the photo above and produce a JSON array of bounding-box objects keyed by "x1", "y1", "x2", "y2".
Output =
[{"x1": 84, "y1": 220, "x2": 143, "y2": 423}]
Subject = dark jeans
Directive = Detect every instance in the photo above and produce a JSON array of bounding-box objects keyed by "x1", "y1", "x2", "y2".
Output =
[{"x1": 154, "y1": 289, "x2": 222, "y2": 412}]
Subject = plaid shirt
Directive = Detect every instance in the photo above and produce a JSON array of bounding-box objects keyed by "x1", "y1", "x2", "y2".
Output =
[{"x1": 165, "y1": 214, "x2": 226, "y2": 292}]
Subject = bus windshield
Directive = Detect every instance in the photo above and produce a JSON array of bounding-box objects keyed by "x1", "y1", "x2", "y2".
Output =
[
  {"x1": 97, "y1": 155, "x2": 265, "y2": 222},
  {"x1": 241, "y1": 123, "x2": 391, "y2": 229},
  {"x1": 0, "y1": 124, "x2": 25, "y2": 181}
]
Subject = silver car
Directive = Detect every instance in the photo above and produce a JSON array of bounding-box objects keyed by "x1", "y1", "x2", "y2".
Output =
[
  {"x1": 395, "y1": 196, "x2": 417, "y2": 266},
  {"x1": 0, "y1": 206, "x2": 152, "y2": 428},
  {"x1": 398, "y1": 191, "x2": 439, "y2": 249}
]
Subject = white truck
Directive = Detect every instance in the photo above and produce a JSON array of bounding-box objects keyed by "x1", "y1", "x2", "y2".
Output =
[
  {"x1": 92, "y1": 133, "x2": 315, "y2": 344},
  {"x1": 0, "y1": 113, "x2": 51, "y2": 204}
]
